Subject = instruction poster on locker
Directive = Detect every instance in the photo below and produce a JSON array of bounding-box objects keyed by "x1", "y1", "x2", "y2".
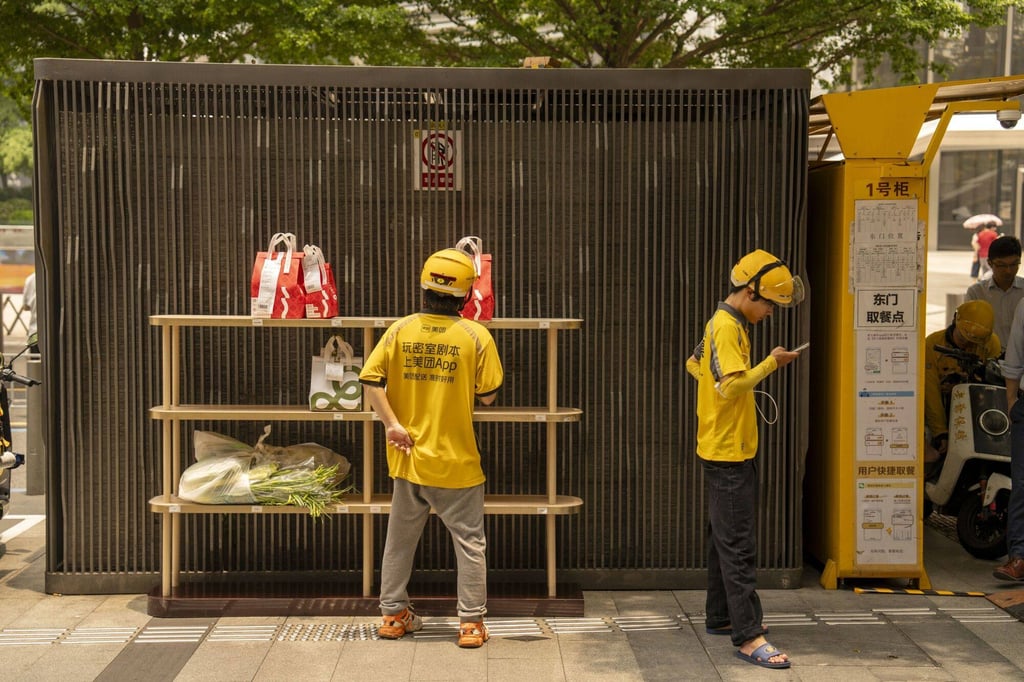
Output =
[
  {"x1": 855, "y1": 478, "x2": 917, "y2": 565},
  {"x1": 850, "y1": 199, "x2": 921, "y2": 290},
  {"x1": 855, "y1": 291, "x2": 917, "y2": 462}
]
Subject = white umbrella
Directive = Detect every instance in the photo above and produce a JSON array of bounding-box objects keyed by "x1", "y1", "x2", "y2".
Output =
[{"x1": 963, "y1": 213, "x2": 1003, "y2": 229}]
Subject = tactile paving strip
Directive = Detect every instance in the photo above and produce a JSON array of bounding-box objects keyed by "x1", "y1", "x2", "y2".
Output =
[
  {"x1": 0, "y1": 628, "x2": 66, "y2": 646},
  {"x1": 62, "y1": 627, "x2": 138, "y2": 645},
  {"x1": 0, "y1": 606, "x2": 1016, "y2": 647},
  {"x1": 134, "y1": 625, "x2": 209, "y2": 644},
  {"x1": 275, "y1": 623, "x2": 380, "y2": 641}
]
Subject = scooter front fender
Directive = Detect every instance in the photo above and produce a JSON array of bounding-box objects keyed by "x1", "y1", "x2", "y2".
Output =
[{"x1": 982, "y1": 472, "x2": 1012, "y2": 507}]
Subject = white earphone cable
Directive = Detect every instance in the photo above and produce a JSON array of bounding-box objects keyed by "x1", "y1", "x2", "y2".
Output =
[{"x1": 754, "y1": 390, "x2": 779, "y2": 425}]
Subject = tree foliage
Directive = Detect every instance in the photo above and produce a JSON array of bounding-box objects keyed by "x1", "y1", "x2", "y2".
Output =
[
  {"x1": 415, "y1": 0, "x2": 1020, "y2": 85},
  {"x1": 0, "y1": 0, "x2": 1020, "y2": 120},
  {"x1": 0, "y1": 1, "x2": 426, "y2": 117},
  {"x1": 0, "y1": 96, "x2": 32, "y2": 188}
]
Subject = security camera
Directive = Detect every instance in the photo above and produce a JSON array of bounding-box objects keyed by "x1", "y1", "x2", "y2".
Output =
[{"x1": 997, "y1": 108, "x2": 1021, "y2": 129}]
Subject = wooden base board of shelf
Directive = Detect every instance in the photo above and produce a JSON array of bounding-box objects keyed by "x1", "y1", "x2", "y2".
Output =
[{"x1": 147, "y1": 580, "x2": 584, "y2": 618}]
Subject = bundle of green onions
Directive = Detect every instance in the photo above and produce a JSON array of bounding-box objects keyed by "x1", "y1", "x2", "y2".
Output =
[
  {"x1": 248, "y1": 461, "x2": 354, "y2": 518},
  {"x1": 180, "y1": 428, "x2": 355, "y2": 518}
]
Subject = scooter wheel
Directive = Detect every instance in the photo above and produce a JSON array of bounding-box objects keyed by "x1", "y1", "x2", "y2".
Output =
[{"x1": 956, "y1": 493, "x2": 1008, "y2": 560}]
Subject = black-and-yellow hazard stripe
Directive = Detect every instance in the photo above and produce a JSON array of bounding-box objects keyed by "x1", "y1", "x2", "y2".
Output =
[{"x1": 853, "y1": 587, "x2": 987, "y2": 597}]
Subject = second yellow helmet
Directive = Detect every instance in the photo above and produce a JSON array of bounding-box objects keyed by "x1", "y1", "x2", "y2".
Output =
[
  {"x1": 420, "y1": 248, "x2": 478, "y2": 297},
  {"x1": 955, "y1": 299, "x2": 994, "y2": 345}
]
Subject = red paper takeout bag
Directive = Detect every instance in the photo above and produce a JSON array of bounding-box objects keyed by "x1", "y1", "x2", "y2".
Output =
[
  {"x1": 250, "y1": 232, "x2": 306, "y2": 319},
  {"x1": 456, "y1": 235, "x2": 493, "y2": 321},
  {"x1": 302, "y1": 244, "x2": 339, "y2": 319}
]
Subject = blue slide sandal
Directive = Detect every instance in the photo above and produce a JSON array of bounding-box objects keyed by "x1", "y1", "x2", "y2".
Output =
[{"x1": 735, "y1": 642, "x2": 790, "y2": 669}]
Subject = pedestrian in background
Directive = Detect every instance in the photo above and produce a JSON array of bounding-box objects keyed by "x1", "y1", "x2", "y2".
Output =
[
  {"x1": 686, "y1": 248, "x2": 805, "y2": 670},
  {"x1": 976, "y1": 221, "x2": 1001, "y2": 281},
  {"x1": 964, "y1": 235, "x2": 1024, "y2": 351},
  {"x1": 22, "y1": 272, "x2": 38, "y2": 354},
  {"x1": 359, "y1": 247, "x2": 503, "y2": 648},
  {"x1": 971, "y1": 227, "x2": 982, "y2": 279}
]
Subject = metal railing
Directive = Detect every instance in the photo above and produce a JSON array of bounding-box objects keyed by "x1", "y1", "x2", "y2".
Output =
[{"x1": 1, "y1": 295, "x2": 30, "y2": 339}]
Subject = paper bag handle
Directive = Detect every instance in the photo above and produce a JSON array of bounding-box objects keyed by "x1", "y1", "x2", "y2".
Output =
[
  {"x1": 303, "y1": 244, "x2": 328, "y2": 280},
  {"x1": 455, "y1": 235, "x2": 483, "y2": 276},
  {"x1": 321, "y1": 335, "x2": 355, "y2": 363},
  {"x1": 266, "y1": 232, "x2": 299, "y2": 274}
]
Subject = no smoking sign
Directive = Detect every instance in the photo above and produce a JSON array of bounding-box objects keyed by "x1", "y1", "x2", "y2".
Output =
[{"x1": 414, "y1": 129, "x2": 463, "y2": 190}]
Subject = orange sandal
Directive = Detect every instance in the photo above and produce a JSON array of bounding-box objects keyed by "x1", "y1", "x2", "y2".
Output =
[
  {"x1": 457, "y1": 621, "x2": 489, "y2": 648},
  {"x1": 379, "y1": 608, "x2": 422, "y2": 639}
]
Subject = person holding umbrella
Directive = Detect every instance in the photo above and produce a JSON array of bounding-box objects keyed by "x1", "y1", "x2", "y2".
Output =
[
  {"x1": 963, "y1": 213, "x2": 1004, "y2": 280},
  {"x1": 971, "y1": 228, "x2": 983, "y2": 278}
]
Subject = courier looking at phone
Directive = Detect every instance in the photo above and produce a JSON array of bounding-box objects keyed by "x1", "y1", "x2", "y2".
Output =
[{"x1": 685, "y1": 249, "x2": 804, "y2": 670}]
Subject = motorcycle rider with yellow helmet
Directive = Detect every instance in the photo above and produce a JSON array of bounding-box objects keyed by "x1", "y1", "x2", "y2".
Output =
[{"x1": 924, "y1": 299, "x2": 1001, "y2": 470}]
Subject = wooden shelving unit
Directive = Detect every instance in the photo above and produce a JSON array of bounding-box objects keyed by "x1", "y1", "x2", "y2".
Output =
[{"x1": 148, "y1": 315, "x2": 583, "y2": 607}]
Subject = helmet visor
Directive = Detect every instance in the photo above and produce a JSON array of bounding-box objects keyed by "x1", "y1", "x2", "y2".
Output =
[{"x1": 763, "y1": 274, "x2": 805, "y2": 308}]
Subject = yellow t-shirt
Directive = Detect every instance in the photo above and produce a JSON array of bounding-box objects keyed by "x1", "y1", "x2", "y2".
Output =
[
  {"x1": 359, "y1": 313, "x2": 503, "y2": 488},
  {"x1": 691, "y1": 305, "x2": 767, "y2": 462}
]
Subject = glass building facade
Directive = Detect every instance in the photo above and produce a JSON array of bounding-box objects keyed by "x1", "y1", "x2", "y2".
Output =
[{"x1": 857, "y1": 8, "x2": 1024, "y2": 251}]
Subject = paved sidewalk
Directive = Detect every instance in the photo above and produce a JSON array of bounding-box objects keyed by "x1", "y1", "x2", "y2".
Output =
[
  {"x1": 2, "y1": 500, "x2": 1023, "y2": 681},
  {"x1": 2, "y1": 250, "x2": 1023, "y2": 681}
]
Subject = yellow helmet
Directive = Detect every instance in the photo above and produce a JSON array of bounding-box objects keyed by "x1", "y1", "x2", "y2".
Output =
[
  {"x1": 420, "y1": 248, "x2": 477, "y2": 297},
  {"x1": 730, "y1": 249, "x2": 805, "y2": 307},
  {"x1": 955, "y1": 300, "x2": 994, "y2": 345}
]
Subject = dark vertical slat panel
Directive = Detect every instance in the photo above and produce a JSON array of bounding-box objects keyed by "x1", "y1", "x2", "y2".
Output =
[
  {"x1": 99, "y1": 80, "x2": 114, "y2": 574},
  {"x1": 37, "y1": 66, "x2": 808, "y2": 591}
]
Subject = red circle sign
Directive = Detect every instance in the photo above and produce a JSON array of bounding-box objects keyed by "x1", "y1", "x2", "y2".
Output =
[{"x1": 421, "y1": 132, "x2": 456, "y2": 170}]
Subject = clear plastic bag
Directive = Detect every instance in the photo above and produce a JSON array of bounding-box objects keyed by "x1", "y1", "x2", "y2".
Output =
[
  {"x1": 178, "y1": 426, "x2": 352, "y2": 516},
  {"x1": 178, "y1": 452, "x2": 257, "y2": 503}
]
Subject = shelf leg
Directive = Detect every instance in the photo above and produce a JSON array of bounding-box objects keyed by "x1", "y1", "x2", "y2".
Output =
[
  {"x1": 546, "y1": 327, "x2": 559, "y2": 598},
  {"x1": 363, "y1": 514, "x2": 374, "y2": 598},
  {"x1": 161, "y1": 511, "x2": 171, "y2": 597},
  {"x1": 546, "y1": 514, "x2": 556, "y2": 597},
  {"x1": 546, "y1": 327, "x2": 557, "y2": 410},
  {"x1": 546, "y1": 422, "x2": 557, "y2": 597},
  {"x1": 171, "y1": 514, "x2": 181, "y2": 589},
  {"x1": 360, "y1": 329, "x2": 376, "y2": 600},
  {"x1": 171, "y1": 419, "x2": 181, "y2": 588}
]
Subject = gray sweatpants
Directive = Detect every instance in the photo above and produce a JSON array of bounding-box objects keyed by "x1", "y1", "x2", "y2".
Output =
[{"x1": 379, "y1": 478, "x2": 487, "y2": 622}]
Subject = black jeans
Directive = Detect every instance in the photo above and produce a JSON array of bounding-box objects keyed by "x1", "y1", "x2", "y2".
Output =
[{"x1": 702, "y1": 458, "x2": 763, "y2": 646}]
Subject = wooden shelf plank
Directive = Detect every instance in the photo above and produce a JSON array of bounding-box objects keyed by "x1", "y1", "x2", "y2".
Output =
[
  {"x1": 150, "y1": 315, "x2": 582, "y2": 330},
  {"x1": 150, "y1": 405, "x2": 583, "y2": 422},
  {"x1": 150, "y1": 494, "x2": 583, "y2": 516}
]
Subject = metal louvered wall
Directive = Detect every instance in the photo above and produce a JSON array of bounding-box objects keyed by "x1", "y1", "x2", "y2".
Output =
[{"x1": 33, "y1": 60, "x2": 810, "y2": 593}]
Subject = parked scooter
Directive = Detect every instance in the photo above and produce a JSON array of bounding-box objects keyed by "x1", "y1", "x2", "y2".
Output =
[
  {"x1": 925, "y1": 344, "x2": 1011, "y2": 559},
  {"x1": 0, "y1": 335, "x2": 41, "y2": 521}
]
